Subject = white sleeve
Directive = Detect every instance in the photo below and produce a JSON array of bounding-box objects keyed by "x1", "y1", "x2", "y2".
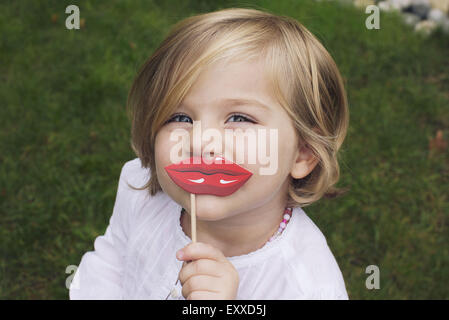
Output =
[
  {"x1": 314, "y1": 286, "x2": 349, "y2": 300},
  {"x1": 69, "y1": 162, "x2": 136, "y2": 300}
]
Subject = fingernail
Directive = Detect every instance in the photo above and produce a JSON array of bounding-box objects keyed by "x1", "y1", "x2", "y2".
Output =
[{"x1": 176, "y1": 250, "x2": 184, "y2": 260}]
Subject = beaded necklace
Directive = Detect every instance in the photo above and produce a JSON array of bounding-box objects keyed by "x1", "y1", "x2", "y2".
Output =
[
  {"x1": 268, "y1": 206, "x2": 293, "y2": 242},
  {"x1": 180, "y1": 206, "x2": 293, "y2": 247}
]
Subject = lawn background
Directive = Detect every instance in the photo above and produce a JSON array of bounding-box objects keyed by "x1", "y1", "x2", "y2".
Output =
[{"x1": 0, "y1": 0, "x2": 448, "y2": 299}]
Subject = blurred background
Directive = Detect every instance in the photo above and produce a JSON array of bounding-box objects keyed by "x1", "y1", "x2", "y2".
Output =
[{"x1": 0, "y1": 0, "x2": 447, "y2": 299}]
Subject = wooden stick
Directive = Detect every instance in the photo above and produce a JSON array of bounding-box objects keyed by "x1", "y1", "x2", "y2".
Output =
[{"x1": 191, "y1": 193, "x2": 196, "y2": 243}]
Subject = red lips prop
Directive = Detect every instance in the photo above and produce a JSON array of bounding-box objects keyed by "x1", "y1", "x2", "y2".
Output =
[{"x1": 164, "y1": 156, "x2": 252, "y2": 196}]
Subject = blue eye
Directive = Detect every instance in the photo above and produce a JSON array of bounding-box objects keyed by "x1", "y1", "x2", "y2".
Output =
[
  {"x1": 227, "y1": 114, "x2": 255, "y2": 123},
  {"x1": 166, "y1": 114, "x2": 192, "y2": 124},
  {"x1": 165, "y1": 113, "x2": 256, "y2": 124}
]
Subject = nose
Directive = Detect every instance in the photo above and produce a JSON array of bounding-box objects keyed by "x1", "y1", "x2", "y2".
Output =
[{"x1": 188, "y1": 119, "x2": 222, "y2": 161}]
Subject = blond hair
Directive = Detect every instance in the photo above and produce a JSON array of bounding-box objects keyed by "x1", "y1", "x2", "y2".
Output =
[{"x1": 126, "y1": 7, "x2": 349, "y2": 208}]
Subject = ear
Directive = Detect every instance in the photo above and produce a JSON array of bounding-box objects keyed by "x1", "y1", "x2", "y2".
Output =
[{"x1": 290, "y1": 143, "x2": 319, "y2": 179}]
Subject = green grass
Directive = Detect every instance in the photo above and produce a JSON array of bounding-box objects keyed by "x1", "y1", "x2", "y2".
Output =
[{"x1": 1, "y1": 0, "x2": 448, "y2": 299}]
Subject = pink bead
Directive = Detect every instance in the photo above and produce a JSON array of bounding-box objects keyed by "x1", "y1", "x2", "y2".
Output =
[{"x1": 265, "y1": 207, "x2": 294, "y2": 244}]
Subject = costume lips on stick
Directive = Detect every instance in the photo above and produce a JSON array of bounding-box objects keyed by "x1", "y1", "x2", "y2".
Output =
[
  {"x1": 164, "y1": 155, "x2": 252, "y2": 299},
  {"x1": 164, "y1": 155, "x2": 252, "y2": 241}
]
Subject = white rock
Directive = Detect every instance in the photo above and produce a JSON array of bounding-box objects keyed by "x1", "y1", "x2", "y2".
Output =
[
  {"x1": 429, "y1": 0, "x2": 449, "y2": 14},
  {"x1": 414, "y1": 19, "x2": 437, "y2": 35},
  {"x1": 410, "y1": 0, "x2": 430, "y2": 6},
  {"x1": 428, "y1": 8, "x2": 446, "y2": 24},
  {"x1": 402, "y1": 12, "x2": 421, "y2": 26},
  {"x1": 388, "y1": 0, "x2": 412, "y2": 10},
  {"x1": 378, "y1": 1, "x2": 395, "y2": 11}
]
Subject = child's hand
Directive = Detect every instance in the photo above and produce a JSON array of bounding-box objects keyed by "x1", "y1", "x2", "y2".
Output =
[{"x1": 176, "y1": 242, "x2": 239, "y2": 300}]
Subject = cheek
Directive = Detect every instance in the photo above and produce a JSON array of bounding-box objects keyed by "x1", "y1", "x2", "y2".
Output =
[
  {"x1": 250, "y1": 126, "x2": 295, "y2": 179},
  {"x1": 154, "y1": 132, "x2": 173, "y2": 178},
  {"x1": 154, "y1": 129, "x2": 192, "y2": 196},
  {"x1": 155, "y1": 130, "x2": 179, "y2": 160},
  {"x1": 154, "y1": 135, "x2": 164, "y2": 167}
]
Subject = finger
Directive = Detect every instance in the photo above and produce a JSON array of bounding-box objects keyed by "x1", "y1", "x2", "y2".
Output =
[
  {"x1": 176, "y1": 260, "x2": 193, "y2": 282},
  {"x1": 177, "y1": 242, "x2": 226, "y2": 263},
  {"x1": 179, "y1": 258, "x2": 220, "y2": 285},
  {"x1": 181, "y1": 274, "x2": 220, "y2": 299}
]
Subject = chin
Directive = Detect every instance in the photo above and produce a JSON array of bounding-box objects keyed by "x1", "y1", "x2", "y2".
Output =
[{"x1": 192, "y1": 194, "x2": 235, "y2": 220}]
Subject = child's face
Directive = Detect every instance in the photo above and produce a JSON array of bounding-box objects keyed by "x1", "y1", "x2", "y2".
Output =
[{"x1": 155, "y1": 57, "x2": 315, "y2": 220}]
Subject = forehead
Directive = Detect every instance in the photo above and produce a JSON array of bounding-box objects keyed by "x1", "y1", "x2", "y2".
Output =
[{"x1": 180, "y1": 57, "x2": 277, "y2": 111}]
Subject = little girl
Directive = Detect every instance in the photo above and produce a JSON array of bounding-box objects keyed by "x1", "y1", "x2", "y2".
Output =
[{"x1": 70, "y1": 7, "x2": 349, "y2": 300}]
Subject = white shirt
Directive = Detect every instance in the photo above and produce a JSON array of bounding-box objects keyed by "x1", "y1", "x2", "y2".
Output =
[{"x1": 69, "y1": 158, "x2": 349, "y2": 300}]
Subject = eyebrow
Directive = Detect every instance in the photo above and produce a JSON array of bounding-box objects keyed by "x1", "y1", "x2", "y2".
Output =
[
  {"x1": 219, "y1": 98, "x2": 271, "y2": 110},
  {"x1": 179, "y1": 97, "x2": 272, "y2": 113}
]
